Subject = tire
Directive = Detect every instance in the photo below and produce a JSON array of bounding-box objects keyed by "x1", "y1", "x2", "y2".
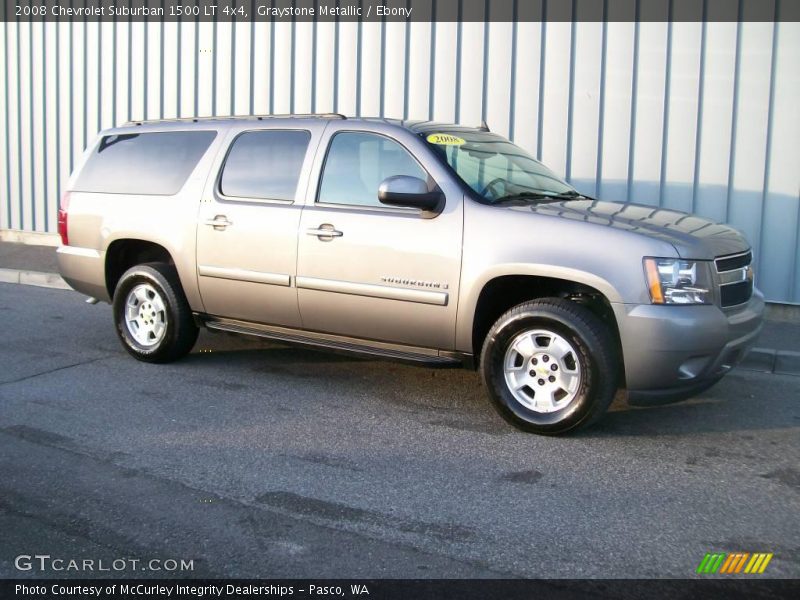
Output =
[
  {"x1": 480, "y1": 298, "x2": 618, "y2": 435},
  {"x1": 112, "y1": 262, "x2": 198, "y2": 363}
]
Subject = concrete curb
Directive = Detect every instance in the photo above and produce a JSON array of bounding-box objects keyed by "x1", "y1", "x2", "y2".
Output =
[
  {"x1": 0, "y1": 268, "x2": 72, "y2": 290},
  {"x1": 738, "y1": 347, "x2": 800, "y2": 377},
  {"x1": 0, "y1": 229, "x2": 60, "y2": 247}
]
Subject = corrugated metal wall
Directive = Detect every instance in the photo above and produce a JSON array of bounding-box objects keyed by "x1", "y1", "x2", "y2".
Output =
[{"x1": 1, "y1": 19, "x2": 799, "y2": 302}]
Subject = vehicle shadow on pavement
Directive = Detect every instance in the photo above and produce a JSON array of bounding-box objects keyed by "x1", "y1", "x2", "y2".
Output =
[
  {"x1": 175, "y1": 332, "x2": 798, "y2": 438},
  {"x1": 583, "y1": 371, "x2": 798, "y2": 437}
]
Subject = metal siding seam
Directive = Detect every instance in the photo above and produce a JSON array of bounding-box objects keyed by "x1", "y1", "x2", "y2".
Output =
[
  {"x1": 790, "y1": 184, "x2": 800, "y2": 302},
  {"x1": 17, "y1": 16, "x2": 23, "y2": 229},
  {"x1": 379, "y1": 15, "x2": 386, "y2": 117},
  {"x1": 565, "y1": 0, "x2": 577, "y2": 182},
  {"x1": 658, "y1": 1, "x2": 674, "y2": 208},
  {"x1": 128, "y1": 18, "x2": 133, "y2": 122},
  {"x1": 42, "y1": 20, "x2": 48, "y2": 230},
  {"x1": 454, "y1": 0, "x2": 462, "y2": 124},
  {"x1": 724, "y1": 0, "x2": 743, "y2": 224},
  {"x1": 290, "y1": 9, "x2": 296, "y2": 115},
  {"x1": 177, "y1": 16, "x2": 182, "y2": 117},
  {"x1": 231, "y1": 17, "x2": 236, "y2": 115},
  {"x1": 595, "y1": 1, "x2": 608, "y2": 198},
  {"x1": 269, "y1": 19, "x2": 275, "y2": 113},
  {"x1": 70, "y1": 17, "x2": 76, "y2": 170},
  {"x1": 428, "y1": 2, "x2": 436, "y2": 120},
  {"x1": 311, "y1": 14, "x2": 317, "y2": 113},
  {"x1": 626, "y1": 0, "x2": 641, "y2": 203},
  {"x1": 402, "y1": 0, "x2": 409, "y2": 120},
  {"x1": 55, "y1": 21, "x2": 62, "y2": 213},
  {"x1": 194, "y1": 16, "x2": 199, "y2": 117},
  {"x1": 249, "y1": 1, "x2": 255, "y2": 115},
  {"x1": 481, "y1": 1, "x2": 489, "y2": 122},
  {"x1": 691, "y1": 0, "x2": 708, "y2": 215},
  {"x1": 333, "y1": 5, "x2": 339, "y2": 113},
  {"x1": 113, "y1": 16, "x2": 118, "y2": 125},
  {"x1": 356, "y1": 3, "x2": 362, "y2": 117},
  {"x1": 211, "y1": 19, "x2": 217, "y2": 116},
  {"x1": 536, "y1": 2, "x2": 547, "y2": 160},
  {"x1": 3, "y1": 20, "x2": 11, "y2": 228},
  {"x1": 29, "y1": 20, "x2": 36, "y2": 230},
  {"x1": 756, "y1": 2, "x2": 780, "y2": 291},
  {"x1": 98, "y1": 20, "x2": 103, "y2": 130},
  {"x1": 160, "y1": 3, "x2": 166, "y2": 119},
  {"x1": 143, "y1": 20, "x2": 149, "y2": 120},
  {"x1": 508, "y1": 0, "x2": 518, "y2": 141},
  {"x1": 83, "y1": 20, "x2": 87, "y2": 148}
]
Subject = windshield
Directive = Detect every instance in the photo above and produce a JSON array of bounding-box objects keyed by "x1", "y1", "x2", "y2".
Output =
[{"x1": 424, "y1": 130, "x2": 576, "y2": 203}]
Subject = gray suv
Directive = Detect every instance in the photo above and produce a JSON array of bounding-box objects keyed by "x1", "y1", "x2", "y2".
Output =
[{"x1": 57, "y1": 114, "x2": 764, "y2": 434}]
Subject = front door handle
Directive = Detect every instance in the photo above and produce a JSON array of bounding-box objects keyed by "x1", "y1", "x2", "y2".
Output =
[
  {"x1": 306, "y1": 224, "x2": 343, "y2": 240},
  {"x1": 205, "y1": 215, "x2": 233, "y2": 230}
]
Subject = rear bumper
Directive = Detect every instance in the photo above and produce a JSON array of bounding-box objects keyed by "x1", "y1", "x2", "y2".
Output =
[
  {"x1": 56, "y1": 245, "x2": 109, "y2": 302},
  {"x1": 612, "y1": 290, "x2": 764, "y2": 398}
]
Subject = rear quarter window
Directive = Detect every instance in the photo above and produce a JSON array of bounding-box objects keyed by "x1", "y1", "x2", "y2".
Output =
[
  {"x1": 219, "y1": 129, "x2": 311, "y2": 201},
  {"x1": 74, "y1": 130, "x2": 217, "y2": 195}
]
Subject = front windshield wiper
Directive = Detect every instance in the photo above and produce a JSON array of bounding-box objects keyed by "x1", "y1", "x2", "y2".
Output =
[{"x1": 492, "y1": 190, "x2": 593, "y2": 204}]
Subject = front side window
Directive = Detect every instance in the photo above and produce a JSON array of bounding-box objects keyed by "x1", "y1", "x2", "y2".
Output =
[
  {"x1": 220, "y1": 130, "x2": 311, "y2": 201},
  {"x1": 318, "y1": 132, "x2": 428, "y2": 208},
  {"x1": 425, "y1": 130, "x2": 577, "y2": 204}
]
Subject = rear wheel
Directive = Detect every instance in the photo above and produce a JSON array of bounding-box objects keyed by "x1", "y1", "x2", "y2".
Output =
[
  {"x1": 113, "y1": 263, "x2": 198, "y2": 363},
  {"x1": 480, "y1": 298, "x2": 618, "y2": 435}
]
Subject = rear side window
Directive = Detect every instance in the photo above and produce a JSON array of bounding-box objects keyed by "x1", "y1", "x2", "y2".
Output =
[
  {"x1": 220, "y1": 130, "x2": 311, "y2": 201},
  {"x1": 74, "y1": 131, "x2": 217, "y2": 195}
]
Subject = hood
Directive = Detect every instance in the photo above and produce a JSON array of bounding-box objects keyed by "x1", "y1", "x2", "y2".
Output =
[{"x1": 504, "y1": 199, "x2": 750, "y2": 260}]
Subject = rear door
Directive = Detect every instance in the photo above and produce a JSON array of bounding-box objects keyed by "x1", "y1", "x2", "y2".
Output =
[
  {"x1": 295, "y1": 124, "x2": 464, "y2": 350},
  {"x1": 195, "y1": 122, "x2": 324, "y2": 327}
]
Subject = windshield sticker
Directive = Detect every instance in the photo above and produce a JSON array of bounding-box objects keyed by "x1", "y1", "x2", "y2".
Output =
[{"x1": 426, "y1": 133, "x2": 466, "y2": 146}]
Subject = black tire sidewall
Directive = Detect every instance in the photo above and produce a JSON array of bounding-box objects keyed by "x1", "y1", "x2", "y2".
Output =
[
  {"x1": 481, "y1": 304, "x2": 614, "y2": 434},
  {"x1": 113, "y1": 265, "x2": 188, "y2": 362}
]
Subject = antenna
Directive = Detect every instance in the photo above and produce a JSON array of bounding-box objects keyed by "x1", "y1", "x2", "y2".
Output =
[{"x1": 479, "y1": 120, "x2": 490, "y2": 132}]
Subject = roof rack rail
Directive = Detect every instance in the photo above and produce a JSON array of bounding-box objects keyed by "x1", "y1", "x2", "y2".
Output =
[
  {"x1": 255, "y1": 113, "x2": 347, "y2": 121},
  {"x1": 125, "y1": 113, "x2": 347, "y2": 126}
]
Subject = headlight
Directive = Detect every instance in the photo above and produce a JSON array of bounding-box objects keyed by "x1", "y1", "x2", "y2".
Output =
[{"x1": 643, "y1": 258, "x2": 712, "y2": 305}]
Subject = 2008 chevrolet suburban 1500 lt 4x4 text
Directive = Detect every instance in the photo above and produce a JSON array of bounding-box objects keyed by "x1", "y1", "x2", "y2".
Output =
[{"x1": 57, "y1": 114, "x2": 764, "y2": 434}]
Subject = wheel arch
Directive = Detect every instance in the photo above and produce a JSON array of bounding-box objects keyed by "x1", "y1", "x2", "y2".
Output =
[
  {"x1": 460, "y1": 266, "x2": 625, "y2": 382},
  {"x1": 105, "y1": 238, "x2": 178, "y2": 299}
]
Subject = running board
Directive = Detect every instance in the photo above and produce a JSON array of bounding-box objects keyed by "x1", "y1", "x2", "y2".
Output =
[{"x1": 201, "y1": 317, "x2": 466, "y2": 368}]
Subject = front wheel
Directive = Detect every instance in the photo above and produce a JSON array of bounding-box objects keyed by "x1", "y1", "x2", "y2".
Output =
[
  {"x1": 480, "y1": 298, "x2": 618, "y2": 435},
  {"x1": 113, "y1": 263, "x2": 198, "y2": 363}
]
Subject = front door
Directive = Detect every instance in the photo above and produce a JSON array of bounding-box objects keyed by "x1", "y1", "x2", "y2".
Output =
[
  {"x1": 196, "y1": 126, "x2": 320, "y2": 327},
  {"x1": 296, "y1": 130, "x2": 463, "y2": 350}
]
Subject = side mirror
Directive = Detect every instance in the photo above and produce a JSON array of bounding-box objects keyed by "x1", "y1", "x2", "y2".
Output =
[{"x1": 378, "y1": 176, "x2": 443, "y2": 211}]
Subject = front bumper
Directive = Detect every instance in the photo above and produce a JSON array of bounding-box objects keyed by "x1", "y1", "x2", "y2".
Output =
[{"x1": 612, "y1": 290, "x2": 764, "y2": 402}]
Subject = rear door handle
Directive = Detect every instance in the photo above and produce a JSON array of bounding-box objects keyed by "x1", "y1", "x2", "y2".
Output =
[
  {"x1": 205, "y1": 215, "x2": 233, "y2": 230},
  {"x1": 306, "y1": 224, "x2": 343, "y2": 240}
]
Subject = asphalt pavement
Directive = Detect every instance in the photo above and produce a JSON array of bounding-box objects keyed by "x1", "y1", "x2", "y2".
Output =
[{"x1": 0, "y1": 282, "x2": 798, "y2": 581}]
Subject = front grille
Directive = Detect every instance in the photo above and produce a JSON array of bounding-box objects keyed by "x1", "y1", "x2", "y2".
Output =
[
  {"x1": 720, "y1": 280, "x2": 753, "y2": 307},
  {"x1": 715, "y1": 251, "x2": 751, "y2": 273},
  {"x1": 715, "y1": 251, "x2": 753, "y2": 307}
]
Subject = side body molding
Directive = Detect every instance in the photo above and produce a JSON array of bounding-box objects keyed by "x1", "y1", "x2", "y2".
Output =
[{"x1": 296, "y1": 276, "x2": 449, "y2": 306}]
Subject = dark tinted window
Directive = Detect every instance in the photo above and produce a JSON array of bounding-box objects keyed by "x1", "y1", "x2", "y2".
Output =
[
  {"x1": 220, "y1": 130, "x2": 311, "y2": 201},
  {"x1": 75, "y1": 131, "x2": 216, "y2": 195},
  {"x1": 318, "y1": 132, "x2": 428, "y2": 207}
]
